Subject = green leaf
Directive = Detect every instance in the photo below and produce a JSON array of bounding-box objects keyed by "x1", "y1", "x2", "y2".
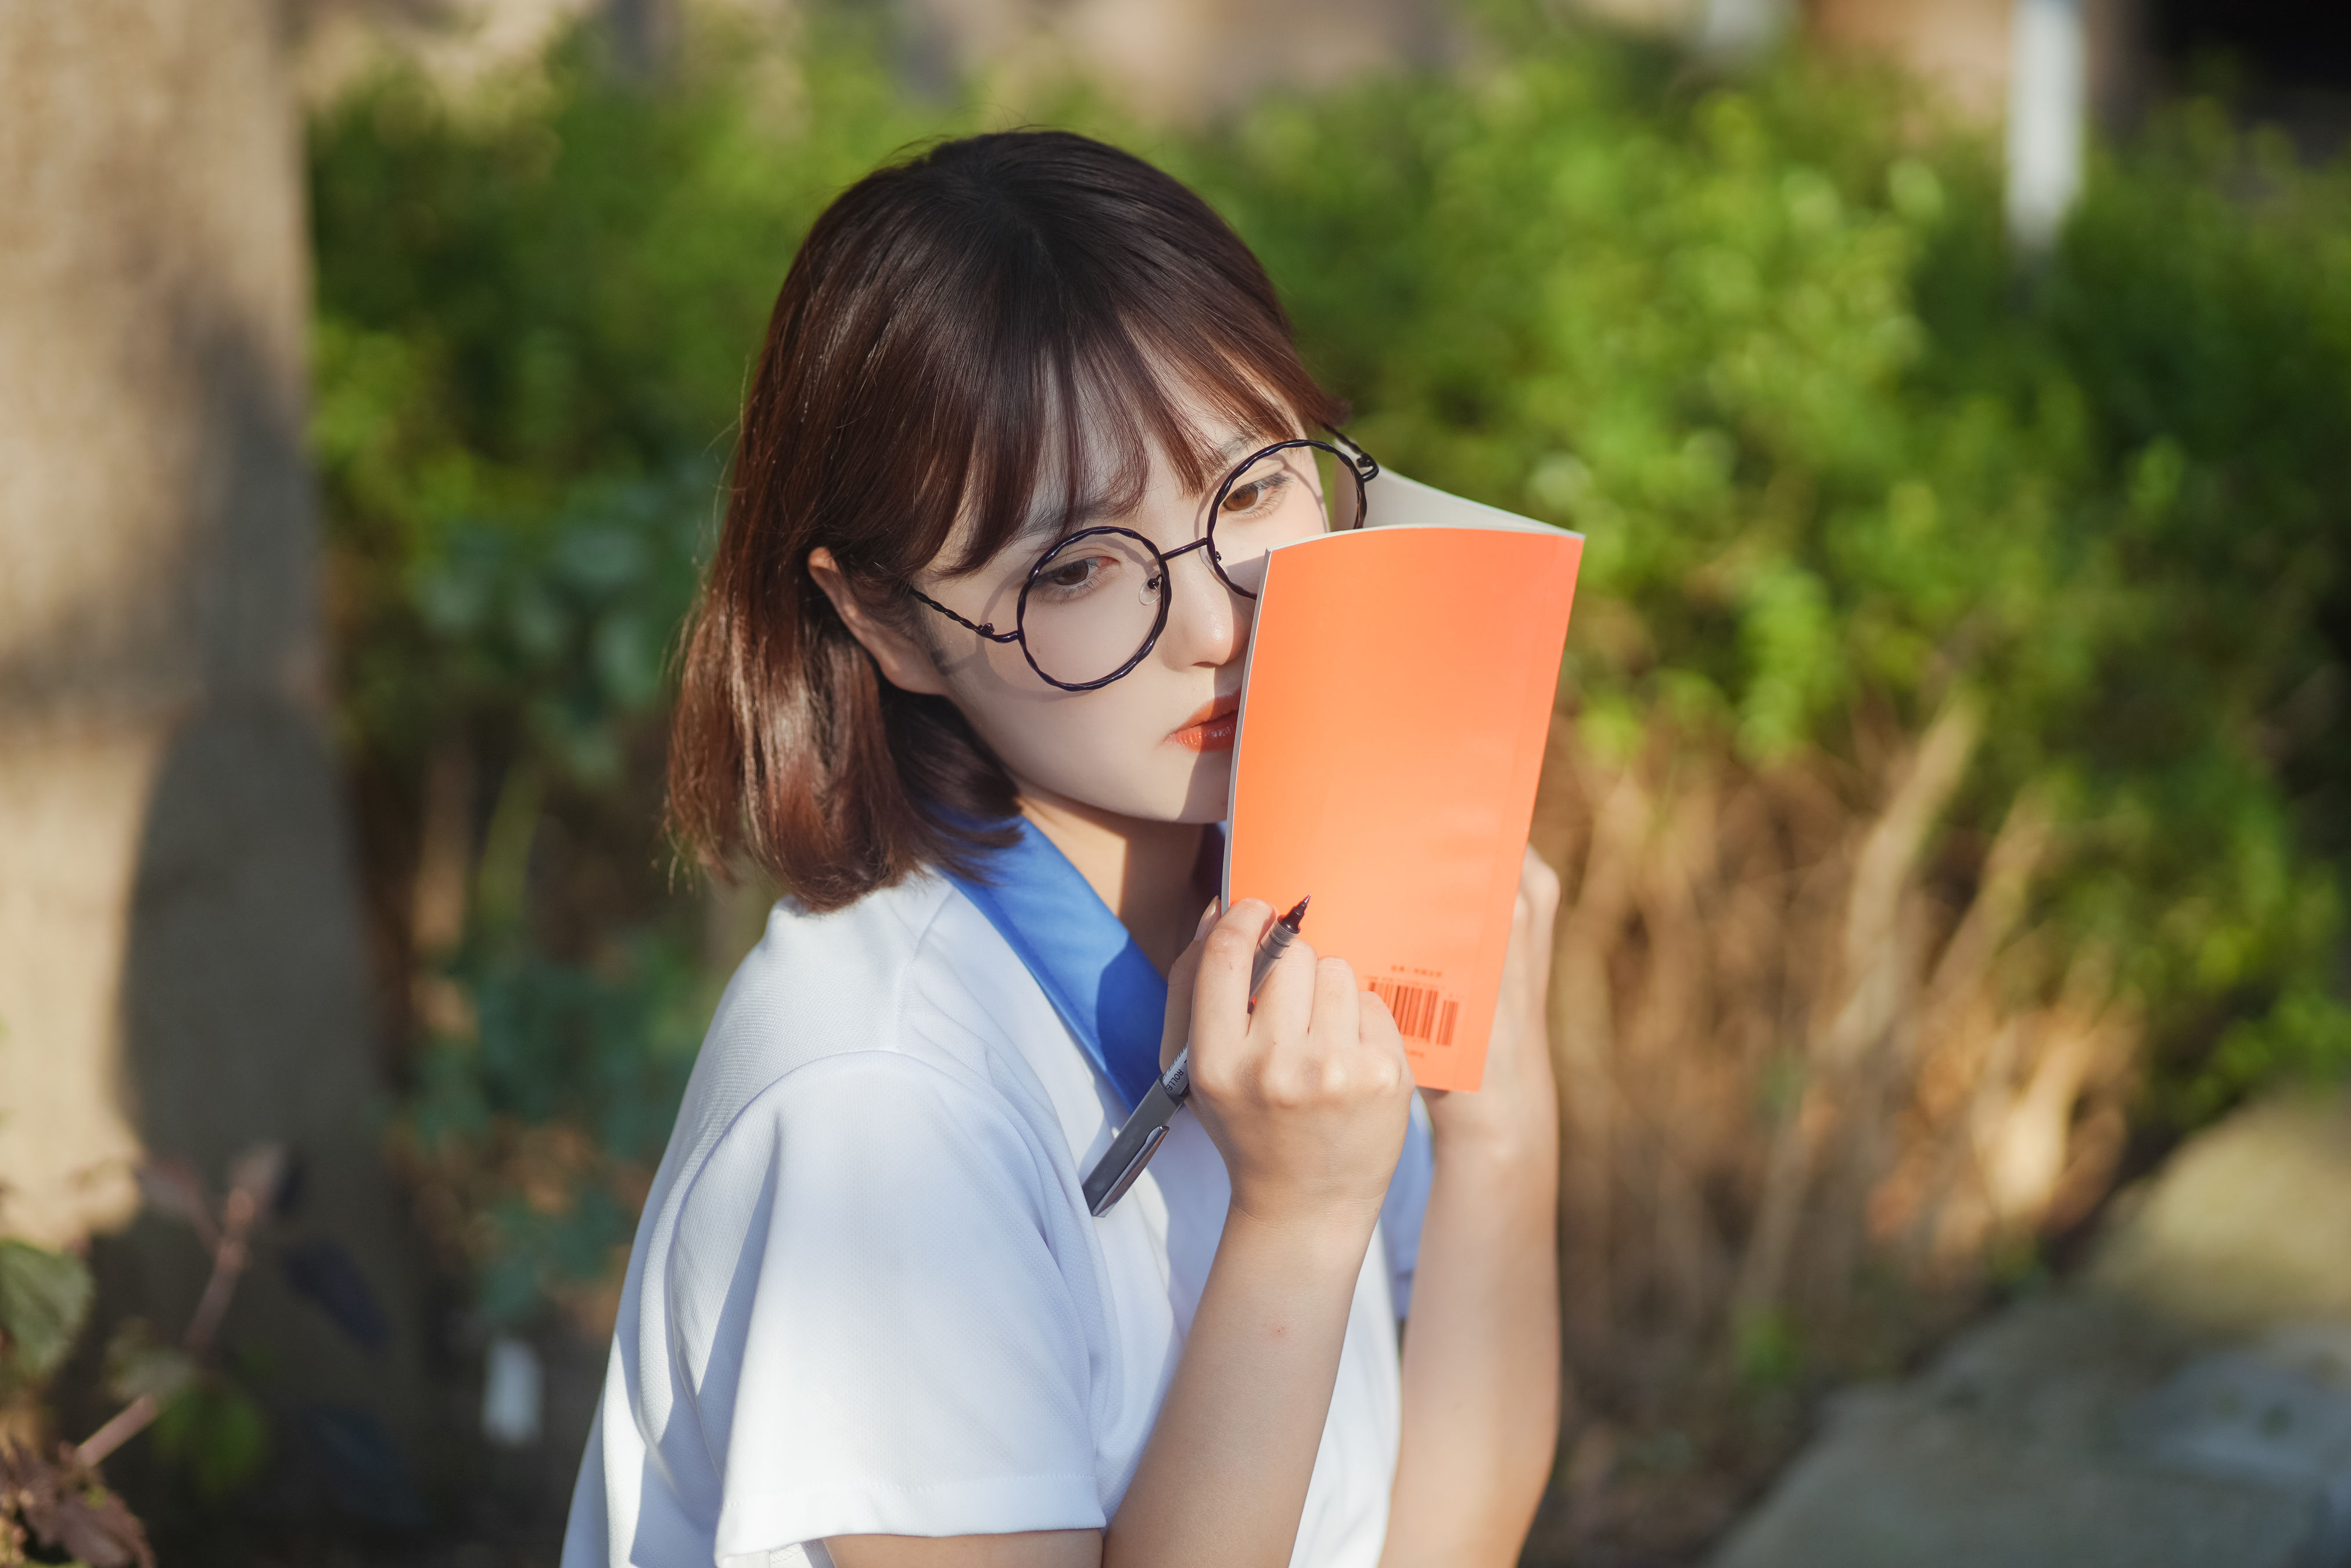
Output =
[
  {"x1": 152, "y1": 1377, "x2": 272, "y2": 1499},
  {"x1": 102, "y1": 1318, "x2": 199, "y2": 1407},
  {"x1": 0, "y1": 1239, "x2": 94, "y2": 1383}
]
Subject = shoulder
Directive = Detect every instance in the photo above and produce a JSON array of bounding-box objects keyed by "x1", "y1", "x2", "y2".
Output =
[
  {"x1": 652, "y1": 871, "x2": 1069, "y2": 1219},
  {"x1": 625, "y1": 868, "x2": 1090, "y2": 1346},
  {"x1": 696, "y1": 871, "x2": 999, "y2": 1102},
  {"x1": 716, "y1": 870, "x2": 960, "y2": 1055}
]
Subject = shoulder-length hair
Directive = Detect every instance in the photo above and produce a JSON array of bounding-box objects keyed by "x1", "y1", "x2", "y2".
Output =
[{"x1": 667, "y1": 130, "x2": 1344, "y2": 910}]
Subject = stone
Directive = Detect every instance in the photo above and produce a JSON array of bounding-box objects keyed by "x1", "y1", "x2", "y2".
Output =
[
  {"x1": 1712, "y1": 1092, "x2": 2351, "y2": 1568},
  {"x1": 2125, "y1": 1325, "x2": 2351, "y2": 1568},
  {"x1": 2088, "y1": 1090, "x2": 2351, "y2": 1335},
  {"x1": 1711, "y1": 1398, "x2": 2322, "y2": 1568},
  {"x1": 1710, "y1": 1297, "x2": 2330, "y2": 1568}
]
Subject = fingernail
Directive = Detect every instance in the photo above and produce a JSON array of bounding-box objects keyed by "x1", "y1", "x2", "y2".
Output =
[{"x1": 1195, "y1": 898, "x2": 1222, "y2": 938}]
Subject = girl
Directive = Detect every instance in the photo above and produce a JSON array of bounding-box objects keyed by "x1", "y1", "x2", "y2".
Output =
[{"x1": 564, "y1": 129, "x2": 1560, "y2": 1568}]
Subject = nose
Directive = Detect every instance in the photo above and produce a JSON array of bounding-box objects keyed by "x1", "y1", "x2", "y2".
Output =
[{"x1": 1158, "y1": 542, "x2": 1247, "y2": 669}]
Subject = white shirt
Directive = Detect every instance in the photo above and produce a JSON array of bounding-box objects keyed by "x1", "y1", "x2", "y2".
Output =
[{"x1": 562, "y1": 866, "x2": 1433, "y2": 1568}]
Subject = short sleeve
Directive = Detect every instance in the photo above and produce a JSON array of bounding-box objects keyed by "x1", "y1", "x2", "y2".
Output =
[{"x1": 670, "y1": 1052, "x2": 1105, "y2": 1561}]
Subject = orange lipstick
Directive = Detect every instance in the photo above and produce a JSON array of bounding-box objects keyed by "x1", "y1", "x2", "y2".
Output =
[{"x1": 1171, "y1": 695, "x2": 1240, "y2": 753}]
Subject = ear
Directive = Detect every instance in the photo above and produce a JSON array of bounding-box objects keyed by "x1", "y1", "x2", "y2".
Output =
[{"x1": 807, "y1": 546, "x2": 951, "y2": 697}]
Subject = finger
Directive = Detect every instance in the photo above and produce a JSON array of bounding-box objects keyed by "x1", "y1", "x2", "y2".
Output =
[
  {"x1": 1190, "y1": 900, "x2": 1276, "y2": 1064},
  {"x1": 1520, "y1": 844, "x2": 1562, "y2": 923},
  {"x1": 1162, "y1": 946, "x2": 1204, "y2": 1069},
  {"x1": 1244, "y1": 933, "x2": 1319, "y2": 1049},
  {"x1": 1160, "y1": 898, "x2": 1227, "y2": 1067},
  {"x1": 1354, "y1": 977, "x2": 1410, "y2": 1066},
  {"x1": 1309, "y1": 955, "x2": 1363, "y2": 1053},
  {"x1": 1194, "y1": 896, "x2": 1223, "y2": 941}
]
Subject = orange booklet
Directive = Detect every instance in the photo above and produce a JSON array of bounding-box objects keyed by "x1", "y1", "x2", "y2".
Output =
[{"x1": 1223, "y1": 470, "x2": 1582, "y2": 1091}]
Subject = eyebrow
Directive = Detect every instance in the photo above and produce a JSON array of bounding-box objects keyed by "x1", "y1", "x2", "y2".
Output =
[
  {"x1": 1011, "y1": 430, "x2": 1275, "y2": 546},
  {"x1": 1206, "y1": 431, "x2": 1264, "y2": 468}
]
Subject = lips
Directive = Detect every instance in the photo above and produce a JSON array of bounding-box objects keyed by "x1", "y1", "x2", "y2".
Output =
[{"x1": 1171, "y1": 695, "x2": 1240, "y2": 753}]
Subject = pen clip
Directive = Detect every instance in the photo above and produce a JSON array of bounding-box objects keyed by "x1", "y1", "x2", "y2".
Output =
[
  {"x1": 1082, "y1": 1074, "x2": 1184, "y2": 1216},
  {"x1": 1087, "y1": 1123, "x2": 1169, "y2": 1218}
]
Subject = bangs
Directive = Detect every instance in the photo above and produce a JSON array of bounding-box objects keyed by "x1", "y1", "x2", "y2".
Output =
[{"x1": 933, "y1": 306, "x2": 1338, "y2": 578}]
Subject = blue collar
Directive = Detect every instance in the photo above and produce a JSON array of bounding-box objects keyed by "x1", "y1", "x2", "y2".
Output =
[{"x1": 942, "y1": 818, "x2": 1171, "y2": 1112}]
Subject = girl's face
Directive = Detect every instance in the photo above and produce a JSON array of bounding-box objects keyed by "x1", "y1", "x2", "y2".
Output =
[
  {"x1": 815, "y1": 402, "x2": 1325, "y2": 829},
  {"x1": 915, "y1": 414, "x2": 1311, "y2": 826}
]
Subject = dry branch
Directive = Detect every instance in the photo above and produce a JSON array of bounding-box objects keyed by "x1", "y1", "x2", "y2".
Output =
[{"x1": 1540, "y1": 703, "x2": 2133, "y2": 1408}]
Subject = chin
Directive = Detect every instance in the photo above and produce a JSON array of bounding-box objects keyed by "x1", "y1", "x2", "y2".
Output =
[
  {"x1": 1107, "y1": 774, "x2": 1227, "y2": 826},
  {"x1": 1178, "y1": 754, "x2": 1235, "y2": 823},
  {"x1": 1011, "y1": 746, "x2": 1231, "y2": 826}
]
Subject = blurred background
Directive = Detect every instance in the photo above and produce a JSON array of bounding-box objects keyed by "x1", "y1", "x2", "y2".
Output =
[{"x1": 3, "y1": 1, "x2": 2349, "y2": 1564}]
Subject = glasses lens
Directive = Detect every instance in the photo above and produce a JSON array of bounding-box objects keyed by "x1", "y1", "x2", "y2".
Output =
[
  {"x1": 1318, "y1": 444, "x2": 1365, "y2": 531},
  {"x1": 1209, "y1": 444, "x2": 1354, "y2": 596},
  {"x1": 1020, "y1": 528, "x2": 1165, "y2": 686}
]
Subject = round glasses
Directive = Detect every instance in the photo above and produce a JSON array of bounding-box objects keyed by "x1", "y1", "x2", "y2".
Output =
[{"x1": 908, "y1": 433, "x2": 1379, "y2": 692}]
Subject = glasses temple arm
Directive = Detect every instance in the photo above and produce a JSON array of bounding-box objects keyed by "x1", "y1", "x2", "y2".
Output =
[
  {"x1": 1325, "y1": 426, "x2": 1381, "y2": 483},
  {"x1": 906, "y1": 585, "x2": 1021, "y2": 643}
]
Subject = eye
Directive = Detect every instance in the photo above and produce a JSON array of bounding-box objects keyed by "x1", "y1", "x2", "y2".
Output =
[
  {"x1": 1221, "y1": 472, "x2": 1290, "y2": 517},
  {"x1": 1036, "y1": 550, "x2": 1122, "y2": 598}
]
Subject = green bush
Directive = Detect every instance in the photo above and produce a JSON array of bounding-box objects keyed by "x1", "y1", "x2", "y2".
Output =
[
  {"x1": 1169, "y1": 24, "x2": 2350, "y2": 1121},
  {"x1": 310, "y1": 6, "x2": 2350, "y2": 1322},
  {"x1": 310, "y1": 17, "x2": 968, "y2": 1322},
  {"x1": 311, "y1": 19, "x2": 945, "y2": 776}
]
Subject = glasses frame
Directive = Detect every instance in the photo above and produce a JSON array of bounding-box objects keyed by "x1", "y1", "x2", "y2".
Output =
[{"x1": 906, "y1": 430, "x2": 1380, "y2": 692}]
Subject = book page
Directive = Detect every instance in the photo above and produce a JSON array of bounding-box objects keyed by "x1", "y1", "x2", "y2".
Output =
[
  {"x1": 1362, "y1": 467, "x2": 1562, "y2": 535},
  {"x1": 1224, "y1": 473, "x2": 1582, "y2": 1090}
]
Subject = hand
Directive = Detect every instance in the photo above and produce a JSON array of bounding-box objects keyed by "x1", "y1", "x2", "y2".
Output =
[
  {"x1": 1422, "y1": 846, "x2": 1560, "y2": 1162},
  {"x1": 1161, "y1": 899, "x2": 1416, "y2": 1231}
]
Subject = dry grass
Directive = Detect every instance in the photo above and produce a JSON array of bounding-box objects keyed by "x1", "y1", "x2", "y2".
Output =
[{"x1": 1527, "y1": 690, "x2": 2138, "y2": 1559}]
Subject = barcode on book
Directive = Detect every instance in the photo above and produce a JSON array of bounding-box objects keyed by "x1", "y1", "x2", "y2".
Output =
[{"x1": 1368, "y1": 979, "x2": 1459, "y2": 1046}]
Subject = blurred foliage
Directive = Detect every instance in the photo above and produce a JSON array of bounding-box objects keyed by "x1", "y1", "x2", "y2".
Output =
[
  {"x1": 310, "y1": 3, "x2": 2350, "y2": 1325},
  {"x1": 404, "y1": 930, "x2": 708, "y2": 1326},
  {"x1": 310, "y1": 12, "x2": 959, "y2": 1325},
  {"x1": 0, "y1": 1240, "x2": 148, "y2": 1568},
  {"x1": 0, "y1": 1241, "x2": 94, "y2": 1398},
  {"x1": 2, "y1": 1150, "x2": 396, "y2": 1548},
  {"x1": 1173, "y1": 21, "x2": 2351, "y2": 1126},
  {"x1": 148, "y1": 1379, "x2": 272, "y2": 1504}
]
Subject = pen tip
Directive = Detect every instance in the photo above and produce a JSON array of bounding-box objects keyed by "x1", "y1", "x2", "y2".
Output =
[{"x1": 1281, "y1": 896, "x2": 1310, "y2": 931}]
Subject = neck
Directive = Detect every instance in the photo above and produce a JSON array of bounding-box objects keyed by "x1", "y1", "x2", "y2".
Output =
[{"x1": 1018, "y1": 790, "x2": 1214, "y2": 976}]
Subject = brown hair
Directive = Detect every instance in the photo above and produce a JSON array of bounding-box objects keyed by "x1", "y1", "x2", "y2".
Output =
[{"x1": 667, "y1": 131, "x2": 1344, "y2": 909}]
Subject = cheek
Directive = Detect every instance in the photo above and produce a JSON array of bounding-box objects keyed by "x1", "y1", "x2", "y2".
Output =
[
  {"x1": 962, "y1": 685, "x2": 1148, "y2": 783},
  {"x1": 945, "y1": 672, "x2": 1222, "y2": 820}
]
